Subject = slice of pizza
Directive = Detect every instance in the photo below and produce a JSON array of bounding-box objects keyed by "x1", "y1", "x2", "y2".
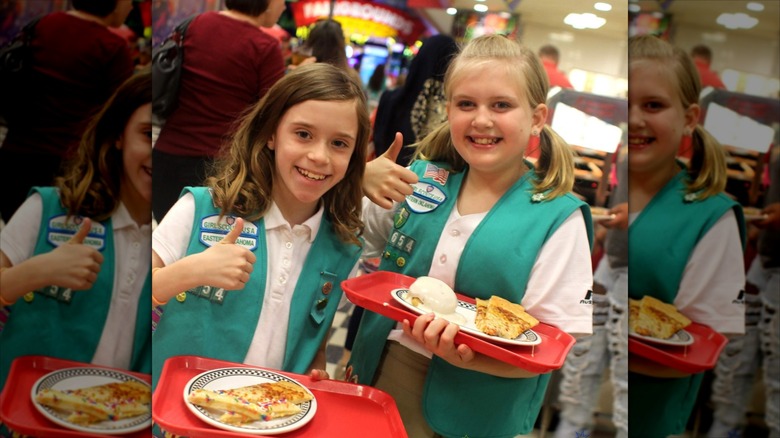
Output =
[
  {"x1": 36, "y1": 380, "x2": 151, "y2": 424},
  {"x1": 633, "y1": 296, "x2": 692, "y2": 339},
  {"x1": 475, "y1": 295, "x2": 539, "y2": 339},
  {"x1": 35, "y1": 389, "x2": 115, "y2": 421},
  {"x1": 69, "y1": 381, "x2": 151, "y2": 405},
  {"x1": 187, "y1": 388, "x2": 302, "y2": 423},
  {"x1": 221, "y1": 381, "x2": 313, "y2": 405}
]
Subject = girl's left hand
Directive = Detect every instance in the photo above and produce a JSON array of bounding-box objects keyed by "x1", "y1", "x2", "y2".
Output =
[
  {"x1": 309, "y1": 369, "x2": 330, "y2": 381},
  {"x1": 403, "y1": 313, "x2": 475, "y2": 368}
]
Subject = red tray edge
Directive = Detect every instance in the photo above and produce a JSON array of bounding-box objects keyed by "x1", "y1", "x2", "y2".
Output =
[
  {"x1": 0, "y1": 356, "x2": 151, "y2": 438},
  {"x1": 153, "y1": 356, "x2": 408, "y2": 438},
  {"x1": 342, "y1": 272, "x2": 575, "y2": 373}
]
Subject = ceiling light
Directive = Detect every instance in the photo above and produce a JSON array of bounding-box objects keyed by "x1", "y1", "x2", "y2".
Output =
[
  {"x1": 474, "y1": 4, "x2": 488, "y2": 12},
  {"x1": 628, "y1": 4, "x2": 641, "y2": 13},
  {"x1": 446, "y1": 7, "x2": 457, "y2": 15},
  {"x1": 594, "y1": 2, "x2": 612, "y2": 11},
  {"x1": 747, "y1": 2, "x2": 764, "y2": 12},
  {"x1": 475, "y1": 0, "x2": 486, "y2": 2},
  {"x1": 716, "y1": 12, "x2": 759, "y2": 29},
  {"x1": 563, "y1": 12, "x2": 606, "y2": 30}
]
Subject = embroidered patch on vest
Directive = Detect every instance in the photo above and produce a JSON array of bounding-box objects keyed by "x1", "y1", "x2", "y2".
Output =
[
  {"x1": 388, "y1": 230, "x2": 416, "y2": 254},
  {"x1": 423, "y1": 163, "x2": 449, "y2": 185},
  {"x1": 393, "y1": 206, "x2": 410, "y2": 229},
  {"x1": 33, "y1": 285, "x2": 74, "y2": 303},
  {"x1": 185, "y1": 285, "x2": 226, "y2": 304},
  {"x1": 199, "y1": 214, "x2": 259, "y2": 250},
  {"x1": 405, "y1": 182, "x2": 447, "y2": 214},
  {"x1": 46, "y1": 215, "x2": 106, "y2": 251}
]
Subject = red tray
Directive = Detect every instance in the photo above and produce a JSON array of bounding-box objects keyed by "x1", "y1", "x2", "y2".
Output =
[
  {"x1": 153, "y1": 356, "x2": 407, "y2": 438},
  {"x1": 0, "y1": 356, "x2": 151, "y2": 438},
  {"x1": 341, "y1": 271, "x2": 576, "y2": 373},
  {"x1": 628, "y1": 322, "x2": 728, "y2": 373}
]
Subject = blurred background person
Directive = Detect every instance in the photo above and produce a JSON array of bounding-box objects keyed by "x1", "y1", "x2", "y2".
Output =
[
  {"x1": 556, "y1": 144, "x2": 629, "y2": 438},
  {"x1": 690, "y1": 44, "x2": 726, "y2": 90},
  {"x1": 0, "y1": 0, "x2": 134, "y2": 224},
  {"x1": 538, "y1": 44, "x2": 573, "y2": 89},
  {"x1": 152, "y1": 0, "x2": 286, "y2": 222},
  {"x1": 366, "y1": 62, "x2": 386, "y2": 115},
  {"x1": 371, "y1": 33, "x2": 458, "y2": 166}
]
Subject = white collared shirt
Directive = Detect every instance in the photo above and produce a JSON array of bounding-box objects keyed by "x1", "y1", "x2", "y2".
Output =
[
  {"x1": 152, "y1": 193, "x2": 326, "y2": 369},
  {"x1": 1, "y1": 194, "x2": 151, "y2": 370}
]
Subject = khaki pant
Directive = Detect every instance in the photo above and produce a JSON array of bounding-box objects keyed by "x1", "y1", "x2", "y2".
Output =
[{"x1": 374, "y1": 341, "x2": 443, "y2": 438}]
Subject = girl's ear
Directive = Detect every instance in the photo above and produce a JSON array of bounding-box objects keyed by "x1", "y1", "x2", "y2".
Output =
[
  {"x1": 684, "y1": 103, "x2": 701, "y2": 133},
  {"x1": 267, "y1": 136, "x2": 275, "y2": 150},
  {"x1": 115, "y1": 136, "x2": 123, "y2": 150},
  {"x1": 531, "y1": 103, "x2": 548, "y2": 133}
]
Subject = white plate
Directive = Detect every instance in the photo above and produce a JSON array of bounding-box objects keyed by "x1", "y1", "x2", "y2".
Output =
[
  {"x1": 390, "y1": 288, "x2": 542, "y2": 346},
  {"x1": 30, "y1": 367, "x2": 151, "y2": 435},
  {"x1": 629, "y1": 329, "x2": 694, "y2": 346},
  {"x1": 183, "y1": 367, "x2": 317, "y2": 435}
]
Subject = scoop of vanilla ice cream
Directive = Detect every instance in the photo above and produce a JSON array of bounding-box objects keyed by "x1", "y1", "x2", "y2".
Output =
[{"x1": 408, "y1": 276, "x2": 458, "y2": 315}]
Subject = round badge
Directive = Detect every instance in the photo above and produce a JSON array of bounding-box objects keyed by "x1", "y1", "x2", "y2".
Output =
[
  {"x1": 321, "y1": 282, "x2": 333, "y2": 295},
  {"x1": 396, "y1": 257, "x2": 406, "y2": 267},
  {"x1": 176, "y1": 292, "x2": 187, "y2": 302}
]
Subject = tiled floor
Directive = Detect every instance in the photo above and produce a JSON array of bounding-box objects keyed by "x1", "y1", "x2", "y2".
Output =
[{"x1": 324, "y1": 297, "x2": 354, "y2": 378}]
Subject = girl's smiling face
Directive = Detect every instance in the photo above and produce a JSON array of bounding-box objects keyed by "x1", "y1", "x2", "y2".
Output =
[
  {"x1": 119, "y1": 102, "x2": 153, "y2": 220},
  {"x1": 628, "y1": 59, "x2": 700, "y2": 176},
  {"x1": 269, "y1": 99, "x2": 358, "y2": 220},
  {"x1": 446, "y1": 63, "x2": 546, "y2": 181}
]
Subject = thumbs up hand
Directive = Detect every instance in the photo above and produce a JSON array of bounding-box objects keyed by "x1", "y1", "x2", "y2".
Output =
[
  {"x1": 44, "y1": 218, "x2": 104, "y2": 291},
  {"x1": 198, "y1": 218, "x2": 257, "y2": 290},
  {"x1": 363, "y1": 132, "x2": 419, "y2": 210}
]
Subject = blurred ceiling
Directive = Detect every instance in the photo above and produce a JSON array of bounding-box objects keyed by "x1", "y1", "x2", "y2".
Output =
[{"x1": 421, "y1": 0, "x2": 778, "y2": 41}]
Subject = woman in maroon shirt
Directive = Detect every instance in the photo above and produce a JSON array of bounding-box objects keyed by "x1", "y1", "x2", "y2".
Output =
[
  {"x1": 0, "y1": 0, "x2": 134, "y2": 223},
  {"x1": 152, "y1": 0, "x2": 286, "y2": 222}
]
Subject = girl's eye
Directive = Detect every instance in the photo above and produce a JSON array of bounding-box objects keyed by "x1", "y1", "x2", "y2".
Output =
[
  {"x1": 455, "y1": 100, "x2": 475, "y2": 109},
  {"x1": 332, "y1": 139, "x2": 351, "y2": 149},
  {"x1": 644, "y1": 101, "x2": 665, "y2": 111},
  {"x1": 494, "y1": 101, "x2": 512, "y2": 110},
  {"x1": 296, "y1": 130, "x2": 312, "y2": 140},
  {"x1": 144, "y1": 130, "x2": 152, "y2": 139}
]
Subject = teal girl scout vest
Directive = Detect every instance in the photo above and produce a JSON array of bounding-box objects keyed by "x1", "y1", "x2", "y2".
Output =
[
  {"x1": 348, "y1": 161, "x2": 593, "y2": 438},
  {"x1": 0, "y1": 187, "x2": 152, "y2": 391},
  {"x1": 628, "y1": 171, "x2": 745, "y2": 437},
  {"x1": 151, "y1": 187, "x2": 361, "y2": 390}
]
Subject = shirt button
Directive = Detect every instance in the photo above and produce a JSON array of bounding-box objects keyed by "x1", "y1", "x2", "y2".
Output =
[
  {"x1": 279, "y1": 275, "x2": 287, "y2": 284},
  {"x1": 283, "y1": 259, "x2": 290, "y2": 267},
  {"x1": 439, "y1": 254, "x2": 447, "y2": 264},
  {"x1": 285, "y1": 242, "x2": 293, "y2": 249},
  {"x1": 132, "y1": 241, "x2": 140, "y2": 248},
  {"x1": 450, "y1": 229, "x2": 460, "y2": 236}
]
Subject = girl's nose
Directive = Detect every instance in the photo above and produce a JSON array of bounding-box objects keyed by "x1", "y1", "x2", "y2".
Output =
[
  {"x1": 307, "y1": 141, "x2": 330, "y2": 163},
  {"x1": 628, "y1": 104, "x2": 644, "y2": 129},
  {"x1": 472, "y1": 107, "x2": 493, "y2": 128}
]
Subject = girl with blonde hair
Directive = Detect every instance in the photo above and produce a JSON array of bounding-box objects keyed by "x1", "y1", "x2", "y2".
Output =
[{"x1": 351, "y1": 34, "x2": 594, "y2": 438}]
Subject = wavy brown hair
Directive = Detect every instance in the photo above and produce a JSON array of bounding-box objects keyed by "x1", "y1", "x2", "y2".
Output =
[
  {"x1": 206, "y1": 63, "x2": 369, "y2": 245},
  {"x1": 56, "y1": 70, "x2": 151, "y2": 221},
  {"x1": 413, "y1": 34, "x2": 575, "y2": 199}
]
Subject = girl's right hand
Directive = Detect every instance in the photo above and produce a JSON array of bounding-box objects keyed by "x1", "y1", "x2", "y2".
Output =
[
  {"x1": 42, "y1": 218, "x2": 104, "y2": 291},
  {"x1": 196, "y1": 218, "x2": 256, "y2": 290},
  {"x1": 363, "y1": 132, "x2": 418, "y2": 209}
]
